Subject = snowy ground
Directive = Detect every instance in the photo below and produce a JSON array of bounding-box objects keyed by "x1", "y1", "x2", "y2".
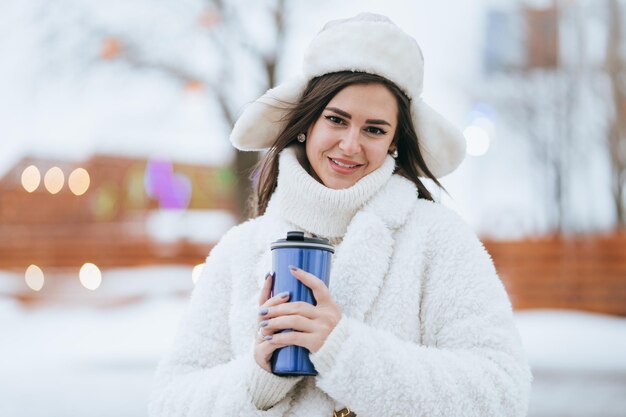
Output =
[
  {"x1": 1, "y1": 267, "x2": 625, "y2": 417},
  {"x1": 516, "y1": 311, "x2": 626, "y2": 417}
]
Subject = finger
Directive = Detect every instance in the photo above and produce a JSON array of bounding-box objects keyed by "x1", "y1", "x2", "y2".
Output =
[
  {"x1": 259, "y1": 339, "x2": 289, "y2": 354},
  {"x1": 258, "y1": 272, "x2": 274, "y2": 305},
  {"x1": 259, "y1": 301, "x2": 317, "y2": 320},
  {"x1": 256, "y1": 325, "x2": 289, "y2": 348},
  {"x1": 261, "y1": 290, "x2": 291, "y2": 308},
  {"x1": 256, "y1": 326, "x2": 278, "y2": 344},
  {"x1": 254, "y1": 339, "x2": 288, "y2": 366},
  {"x1": 288, "y1": 266, "x2": 330, "y2": 305},
  {"x1": 256, "y1": 326, "x2": 267, "y2": 342},
  {"x1": 257, "y1": 292, "x2": 289, "y2": 325},
  {"x1": 267, "y1": 329, "x2": 312, "y2": 351},
  {"x1": 261, "y1": 314, "x2": 316, "y2": 334}
]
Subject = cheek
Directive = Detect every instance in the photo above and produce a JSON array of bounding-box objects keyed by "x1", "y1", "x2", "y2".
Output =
[
  {"x1": 364, "y1": 145, "x2": 392, "y2": 172},
  {"x1": 306, "y1": 127, "x2": 336, "y2": 157}
]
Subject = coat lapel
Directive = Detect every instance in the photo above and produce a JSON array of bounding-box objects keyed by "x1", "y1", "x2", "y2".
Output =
[
  {"x1": 329, "y1": 210, "x2": 393, "y2": 321},
  {"x1": 329, "y1": 175, "x2": 416, "y2": 321}
]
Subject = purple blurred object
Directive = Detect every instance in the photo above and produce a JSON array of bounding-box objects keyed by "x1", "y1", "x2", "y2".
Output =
[{"x1": 144, "y1": 159, "x2": 192, "y2": 209}]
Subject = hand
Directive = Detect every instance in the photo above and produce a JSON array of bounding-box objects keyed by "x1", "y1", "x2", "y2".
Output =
[
  {"x1": 254, "y1": 272, "x2": 291, "y2": 373},
  {"x1": 258, "y1": 266, "x2": 342, "y2": 354}
]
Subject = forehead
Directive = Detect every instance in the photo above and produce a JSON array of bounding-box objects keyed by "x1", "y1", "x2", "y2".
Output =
[{"x1": 327, "y1": 83, "x2": 397, "y2": 121}]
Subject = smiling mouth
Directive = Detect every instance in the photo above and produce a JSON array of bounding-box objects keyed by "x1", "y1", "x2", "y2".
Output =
[{"x1": 328, "y1": 157, "x2": 363, "y2": 169}]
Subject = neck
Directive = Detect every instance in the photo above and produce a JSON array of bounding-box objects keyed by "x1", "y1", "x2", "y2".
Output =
[{"x1": 266, "y1": 146, "x2": 396, "y2": 239}]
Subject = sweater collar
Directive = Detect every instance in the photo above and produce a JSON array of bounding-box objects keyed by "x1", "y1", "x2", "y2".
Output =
[{"x1": 267, "y1": 146, "x2": 396, "y2": 239}]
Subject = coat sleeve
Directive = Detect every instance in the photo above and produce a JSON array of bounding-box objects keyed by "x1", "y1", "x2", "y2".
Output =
[
  {"x1": 148, "y1": 223, "x2": 303, "y2": 416},
  {"x1": 308, "y1": 211, "x2": 533, "y2": 417}
]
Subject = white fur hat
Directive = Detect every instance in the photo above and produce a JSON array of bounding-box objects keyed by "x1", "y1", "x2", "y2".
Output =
[{"x1": 229, "y1": 13, "x2": 466, "y2": 178}]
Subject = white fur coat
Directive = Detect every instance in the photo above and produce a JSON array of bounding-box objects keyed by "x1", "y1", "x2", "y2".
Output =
[{"x1": 148, "y1": 151, "x2": 532, "y2": 417}]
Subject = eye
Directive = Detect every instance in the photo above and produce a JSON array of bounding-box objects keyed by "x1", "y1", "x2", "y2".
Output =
[
  {"x1": 365, "y1": 126, "x2": 387, "y2": 135},
  {"x1": 324, "y1": 115, "x2": 345, "y2": 125}
]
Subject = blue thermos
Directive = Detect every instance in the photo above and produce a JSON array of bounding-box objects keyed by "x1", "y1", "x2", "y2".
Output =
[{"x1": 270, "y1": 231, "x2": 334, "y2": 376}]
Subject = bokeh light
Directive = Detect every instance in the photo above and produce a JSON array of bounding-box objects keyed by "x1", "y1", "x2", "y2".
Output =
[
  {"x1": 198, "y1": 10, "x2": 221, "y2": 28},
  {"x1": 25, "y1": 265, "x2": 45, "y2": 291},
  {"x1": 144, "y1": 159, "x2": 192, "y2": 209},
  {"x1": 465, "y1": 102, "x2": 496, "y2": 157},
  {"x1": 92, "y1": 183, "x2": 119, "y2": 221},
  {"x1": 21, "y1": 165, "x2": 41, "y2": 193},
  {"x1": 471, "y1": 116, "x2": 495, "y2": 132},
  {"x1": 79, "y1": 263, "x2": 102, "y2": 290},
  {"x1": 68, "y1": 168, "x2": 90, "y2": 195},
  {"x1": 464, "y1": 125, "x2": 491, "y2": 156},
  {"x1": 126, "y1": 164, "x2": 148, "y2": 209},
  {"x1": 216, "y1": 167, "x2": 236, "y2": 195},
  {"x1": 470, "y1": 101, "x2": 497, "y2": 120},
  {"x1": 44, "y1": 167, "x2": 65, "y2": 194},
  {"x1": 192, "y1": 263, "x2": 205, "y2": 284},
  {"x1": 101, "y1": 37, "x2": 122, "y2": 59}
]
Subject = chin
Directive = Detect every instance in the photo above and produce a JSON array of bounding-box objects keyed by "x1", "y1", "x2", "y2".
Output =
[{"x1": 322, "y1": 175, "x2": 360, "y2": 190}]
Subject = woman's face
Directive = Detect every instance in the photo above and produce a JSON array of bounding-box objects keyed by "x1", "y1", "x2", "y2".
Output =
[{"x1": 305, "y1": 83, "x2": 397, "y2": 190}]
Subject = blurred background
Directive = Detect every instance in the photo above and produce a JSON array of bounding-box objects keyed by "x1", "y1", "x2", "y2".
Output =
[{"x1": 0, "y1": 0, "x2": 625, "y2": 416}]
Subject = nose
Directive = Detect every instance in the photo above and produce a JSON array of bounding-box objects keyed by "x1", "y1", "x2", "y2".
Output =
[{"x1": 339, "y1": 127, "x2": 361, "y2": 155}]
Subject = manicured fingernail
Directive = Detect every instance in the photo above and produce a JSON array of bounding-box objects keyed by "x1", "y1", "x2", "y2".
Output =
[
  {"x1": 259, "y1": 320, "x2": 269, "y2": 327},
  {"x1": 263, "y1": 335, "x2": 273, "y2": 341},
  {"x1": 288, "y1": 265, "x2": 299, "y2": 271},
  {"x1": 277, "y1": 291, "x2": 289, "y2": 299},
  {"x1": 258, "y1": 307, "x2": 269, "y2": 316},
  {"x1": 265, "y1": 272, "x2": 271, "y2": 280}
]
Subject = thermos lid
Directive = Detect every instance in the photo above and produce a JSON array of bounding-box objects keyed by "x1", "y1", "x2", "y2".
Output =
[{"x1": 271, "y1": 231, "x2": 335, "y2": 253}]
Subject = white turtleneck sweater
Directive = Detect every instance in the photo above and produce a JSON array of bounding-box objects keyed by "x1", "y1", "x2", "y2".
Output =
[
  {"x1": 148, "y1": 146, "x2": 532, "y2": 417},
  {"x1": 268, "y1": 146, "x2": 397, "y2": 243}
]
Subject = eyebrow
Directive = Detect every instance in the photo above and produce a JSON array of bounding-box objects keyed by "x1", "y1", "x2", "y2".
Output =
[{"x1": 325, "y1": 107, "x2": 391, "y2": 126}]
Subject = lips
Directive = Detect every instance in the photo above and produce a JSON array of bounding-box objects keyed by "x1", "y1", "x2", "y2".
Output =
[
  {"x1": 327, "y1": 157, "x2": 363, "y2": 174},
  {"x1": 328, "y1": 157, "x2": 363, "y2": 168}
]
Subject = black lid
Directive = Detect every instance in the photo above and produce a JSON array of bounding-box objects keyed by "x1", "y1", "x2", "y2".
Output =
[{"x1": 271, "y1": 231, "x2": 335, "y2": 253}]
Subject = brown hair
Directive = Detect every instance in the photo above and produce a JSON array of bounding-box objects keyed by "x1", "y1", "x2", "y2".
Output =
[{"x1": 248, "y1": 71, "x2": 448, "y2": 217}]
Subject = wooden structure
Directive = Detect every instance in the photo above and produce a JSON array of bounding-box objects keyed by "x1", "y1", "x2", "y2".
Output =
[
  {"x1": 0, "y1": 154, "x2": 235, "y2": 270},
  {"x1": 483, "y1": 232, "x2": 626, "y2": 316},
  {"x1": 525, "y1": 6, "x2": 559, "y2": 69}
]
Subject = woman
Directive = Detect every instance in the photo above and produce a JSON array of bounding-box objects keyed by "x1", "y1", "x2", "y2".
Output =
[{"x1": 149, "y1": 13, "x2": 532, "y2": 417}]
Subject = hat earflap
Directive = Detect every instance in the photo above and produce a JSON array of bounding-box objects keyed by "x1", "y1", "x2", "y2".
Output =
[
  {"x1": 229, "y1": 77, "x2": 308, "y2": 151},
  {"x1": 411, "y1": 99, "x2": 467, "y2": 178}
]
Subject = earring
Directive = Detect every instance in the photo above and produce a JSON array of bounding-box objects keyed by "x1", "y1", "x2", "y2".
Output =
[
  {"x1": 391, "y1": 148, "x2": 398, "y2": 158},
  {"x1": 297, "y1": 133, "x2": 306, "y2": 143}
]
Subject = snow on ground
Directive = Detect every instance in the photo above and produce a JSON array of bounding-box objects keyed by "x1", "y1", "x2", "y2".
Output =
[
  {"x1": 514, "y1": 310, "x2": 626, "y2": 417},
  {"x1": 1, "y1": 266, "x2": 625, "y2": 417},
  {"x1": 515, "y1": 309, "x2": 626, "y2": 373},
  {"x1": 0, "y1": 296, "x2": 185, "y2": 417}
]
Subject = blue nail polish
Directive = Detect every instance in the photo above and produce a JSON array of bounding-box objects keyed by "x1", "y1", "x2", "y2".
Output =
[
  {"x1": 278, "y1": 291, "x2": 290, "y2": 299},
  {"x1": 263, "y1": 335, "x2": 273, "y2": 341},
  {"x1": 258, "y1": 307, "x2": 269, "y2": 316},
  {"x1": 259, "y1": 320, "x2": 269, "y2": 327},
  {"x1": 265, "y1": 272, "x2": 271, "y2": 281}
]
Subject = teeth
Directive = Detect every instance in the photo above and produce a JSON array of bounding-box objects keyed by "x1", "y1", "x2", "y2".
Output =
[{"x1": 331, "y1": 159, "x2": 357, "y2": 168}]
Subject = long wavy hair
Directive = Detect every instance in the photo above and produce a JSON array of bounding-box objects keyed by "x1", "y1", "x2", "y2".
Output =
[{"x1": 248, "y1": 71, "x2": 448, "y2": 218}]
